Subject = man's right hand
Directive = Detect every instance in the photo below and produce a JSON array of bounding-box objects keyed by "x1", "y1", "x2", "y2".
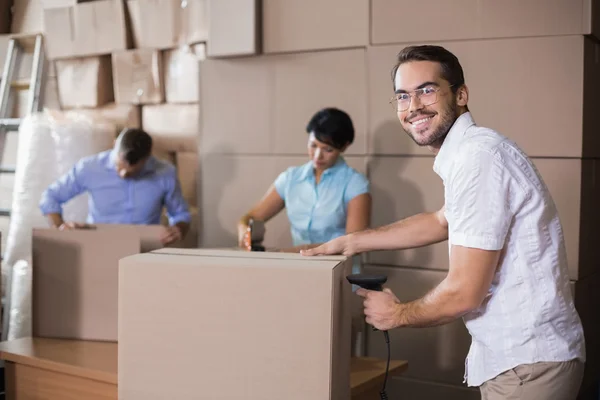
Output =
[
  {"x1": 300, "y1": 235, "x2": 355, "y2": 257},
  {"x1": 237, "y1": 222, "x2": 251, "y2": 250},
  {"x1": 58, "y1": 222, "x2": 91, "y2": 230}
]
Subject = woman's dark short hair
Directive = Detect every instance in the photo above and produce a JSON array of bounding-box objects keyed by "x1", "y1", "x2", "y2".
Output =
[
  {"x1": 306, "y1": 108, "x2": 355, "y2": 150},
  {"x1": 391, "y1": 45, "x2": 466, "y2": 93},
  {"x1": 117, "y1": 128, "x2": 153, "y2": 165}
]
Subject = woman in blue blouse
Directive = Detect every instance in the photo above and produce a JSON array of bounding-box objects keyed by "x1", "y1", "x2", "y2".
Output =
[{"x1": 238, "y1": 107, "x2": 372, "y2": 254}]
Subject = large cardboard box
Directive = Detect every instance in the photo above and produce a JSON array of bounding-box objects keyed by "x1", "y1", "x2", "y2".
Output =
[
  {"x1": 207, "y1": 0, "x2": 260, "y2": 57},
  {"x1": 40, "y1": 0, "x2": 95, "y2": 9},
  {"x1": 371, "y1": 0, "x2": 600, "y2": 45},
  {"x1": 127, "y1": 0, "x2": 208, "y2": 49},
  {"x1": 368, "y1": 36, "x2": 600, "y2": 158},
  {"x1": 263, "y1": 0, "x2": 368, "y2": 54},
  {"x1": 164, "y1": 43, "x2": 205, "y2": 103},
  {"x1": 118, "y1": 249, "x2": 352, "y2": 399},
  {"x1": 200, "y1": 48, "x2": 367, "y2": 155},
  {"x1": 43, "y1": 0, "x2": 128, "y2": 60},
  {"x1": 142, "y1": 104, "x2": 199, "y2": 152},
  {"x1": 66, "y1": 103, "x2": 141, "y2": 134},
  {"x1": 367, "y1": 155, "x2": 600, "y2": 281},
  {"x1": 55, "y1": 56, "x2": 114, "y2": 109},
  {"x1": 175, "y1": 151, "x2": 197, "y2": 206},
  {"x1": 112, "y1": 49, "x2": 164, "y2": 105},
  {"x1": 31, "y1": 225, "x2": 192, "y2": 342},
  {"x1": 10, "y1": 0, "x2": 42, "y2": 33}
]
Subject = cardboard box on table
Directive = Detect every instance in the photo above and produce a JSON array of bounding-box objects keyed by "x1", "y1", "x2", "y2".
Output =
[
  {"x1": 118, "y1": 249, "x2": 352, "y2": 399},
  {"x1": 31, "y1": 224, "x2": 191, "y2": 342}
]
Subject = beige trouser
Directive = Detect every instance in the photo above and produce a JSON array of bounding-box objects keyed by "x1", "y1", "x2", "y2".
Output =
[{"x1": 480, "y1": 360, "x2": 584, "y2": 400}]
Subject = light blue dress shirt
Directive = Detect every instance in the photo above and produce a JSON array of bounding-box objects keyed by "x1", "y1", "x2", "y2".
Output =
[
  {"x1": 39, "y1": 150, "x2": 191, "y2": 226},
  {"x1": 274, "y1": 157, "x2": 369, "y2": 273}
]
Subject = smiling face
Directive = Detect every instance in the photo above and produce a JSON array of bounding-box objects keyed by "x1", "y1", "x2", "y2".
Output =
[{"x1": 393, "y1": 60, "x2": 468, "y2": 151}]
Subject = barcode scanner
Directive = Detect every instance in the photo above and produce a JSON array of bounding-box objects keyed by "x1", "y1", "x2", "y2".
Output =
[{"x1": 346, "y1": 273, "x2": 391, "y2": 400}]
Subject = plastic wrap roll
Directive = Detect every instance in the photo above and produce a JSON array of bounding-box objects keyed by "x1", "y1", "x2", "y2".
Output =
[
  {"x1": 2, "y1": 110, "x2": 116, "y2": 339},
  {"x1": 7, "y1": 259, "x2": 32, "y2": 340}
]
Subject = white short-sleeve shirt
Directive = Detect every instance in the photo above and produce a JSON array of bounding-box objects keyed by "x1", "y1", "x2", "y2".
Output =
[{"x1": 433, "y1": 112, "x2": 585, "y2": 387}]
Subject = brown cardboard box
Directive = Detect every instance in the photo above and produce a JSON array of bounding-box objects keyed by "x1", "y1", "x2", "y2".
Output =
[
  {"x1": 10, "y1": 0, "x2": 42, "y2": 33},
  {"x1": 175, "y1": 152, "x2": 197, "y2": 206},
  {"x1": 112, "y1": 49, "x2": 164, "y2": 105},
  {"x1": 55, "y1": 56, "x2": 114, "y2": 109},
  {"x1": 127, "y1": 0, "x2": 208, "y2": 49},
  {"x1": 367, "y1": 156, "x2": 597, "y2": 281},
  {"x1": 364, "y1": 265, "x2": 472, "y2": 385},
  {"x1": 12, "y1": 76, "x2": 62, "y2": 117},
  {"x1": 200, "y1": 48, "x2": 367, "y2": 155},
  {"x1": 207, "y1": 0, "x2": 260, "y2": 57},
  {"x1": 40, "y1": 0, "x2": 95, "y2": 9},
  {"x1": 368, "y1": 35, "x2": 600, "y2": 158},
  {"x1": 164, "y1": 43, "x2": 205, "y2": 103},
  {"x1": 142, "y1": 104, "x2": 199, "y2": 152},
  {"x1": 118, "y1": 249, "x2": 352, "y2": 399},
  {"x1": 32, "y1": 228, "x2": 140, "y2": 341},
  {"x1": 371, "y1": 0, "x2": 599, "y2": 45},
  {"x1": 200, "y1": 154, "x2": 367, "y2": 250},
  {"x1": 66, "y1": 103, "x2": 141, "y2": 134},
  {"x1": 43, "y1": 0, "x2": 128, "y2": 60},
  {"x1": 31, "y1": 224, "x2": 191, "y2": 342},
  {"x1": 262, "y1": 0, "x2": 368, "y2": 54}
]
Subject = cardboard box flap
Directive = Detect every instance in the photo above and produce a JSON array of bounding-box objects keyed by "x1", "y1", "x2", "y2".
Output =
[{"x1": 150, "y1": 247, "x2": 348, "y2": 262}]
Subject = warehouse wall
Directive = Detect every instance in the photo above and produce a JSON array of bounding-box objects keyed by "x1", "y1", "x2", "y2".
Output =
[{"x1": 2, "y1": 0, "x2": 600, "y2": 398}]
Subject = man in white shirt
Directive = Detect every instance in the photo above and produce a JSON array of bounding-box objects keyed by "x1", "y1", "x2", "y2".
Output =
[{"x1": 302, "y1": 45, "x2": 586, "y2": 399}]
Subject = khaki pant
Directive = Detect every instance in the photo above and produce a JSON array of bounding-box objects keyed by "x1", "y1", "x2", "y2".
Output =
[{"x1": 480, "y1": 360, "x2": 584, "y2": 400}]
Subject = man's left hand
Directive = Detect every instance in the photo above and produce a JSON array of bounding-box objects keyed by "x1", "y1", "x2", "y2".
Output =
[
  {"x1": 161, "y1": 225, "x2": 182, "y2": 245},
  {"x1": 356, "y1": 288, "x2": 402, "y2": 331}
]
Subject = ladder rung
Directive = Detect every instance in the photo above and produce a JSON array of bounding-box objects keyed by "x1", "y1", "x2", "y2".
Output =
[
  {"x1": 0, "y1": 118, "x2": 21, "y2": 131},
  {"x1": 0, "y1": 208, "x2": 11, "y2": 217},
  {"x1": 0, "y1": 166, "x2": 16, "y2": 173},
  {"x1": 10, "y1": 79, "x2": 30, "y2": 90}
]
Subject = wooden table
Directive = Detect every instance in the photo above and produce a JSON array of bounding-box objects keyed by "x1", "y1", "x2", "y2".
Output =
[{"x1": 0, "y1": 337, "x2": 407, "y2": 399}]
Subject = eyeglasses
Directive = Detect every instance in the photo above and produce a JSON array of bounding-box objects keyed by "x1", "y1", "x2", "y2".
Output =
[{"x1": 389, "y1": 85, "x2": 451, "y2": 112}]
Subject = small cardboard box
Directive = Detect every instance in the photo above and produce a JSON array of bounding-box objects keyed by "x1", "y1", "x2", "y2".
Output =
[
  {"x1": 66, "y1": 103, "x2": 141, "y2": 135},
  {"x1": 43, "y1": 0, "x2": 128, "y2": 60},
  {"x1": 142, "y1": 104, "x2": 199, "y2": 152},
  {"x1": 118, "y1": 249, "x2": 352, "y2": 399},
  {"x1": 56, "y1": 55, "x2": 114, "y2": 109},
  {"x1": 207, "y1": 0, "x2": 260, "y2": 57},
  {"x1": 112, "y1": 49, "x2": 164, "y2": 105},
  {"x1": 31, "y1": 224, "x2": 190, "y2": 342},
  {"x1": 127, "y1": 0, "x2": 208, "y2": 49},
  {"x1": 164, "y1": 43, "x2": 205, "y2": 103}
]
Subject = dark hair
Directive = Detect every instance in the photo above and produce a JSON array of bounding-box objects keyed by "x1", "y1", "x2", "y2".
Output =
[
  {"x1": 391, "y1": 45, "x2": 466, "y2": 93},
  {"x1": 305, "y1": 108, "x2": 354, "y2": 150},
  {"x1": 116, "y1": 128, "x2": 153, "y2": 165}
]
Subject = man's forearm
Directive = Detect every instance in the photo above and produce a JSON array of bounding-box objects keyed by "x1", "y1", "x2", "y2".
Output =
[
  {"x1": 47, "y1": 213, "x2": 64, "y2": 228},
  {"x1": 350, "y1": 211, "x2": 448, "y2": 254},
  {"x1": 394, "y1": 279, "x2": 474, "y2": 328}
]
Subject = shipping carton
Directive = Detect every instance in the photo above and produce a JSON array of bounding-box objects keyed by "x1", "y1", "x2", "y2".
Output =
[
  {"x1": 43, "y1": 0, "x2": 128, "y2": 60},
  {"x1": 66, "y1": 103, "x2": 141, "y2": 134},
  {"x1": 175, "y1": 152, "x2": 197, "y2": 206},
  {"x1": 263, "y1": 0, "x2": 368, "y2": 53},
  {"x1": 112, "y1": 49, "x2": 164, "y2": 105},
  {"x1": 164, "y1": 43, "x2": 205, "y2": 103},
  {"x1": 207, "y1": 0, "x2": 260, "y2": 57},
  {"x1": 31, "y1": 224, "x2": 191, "y2": 341},
  {"x1": 142, "y1": 104, "x2": 199, "y2": 152},
  {"x1": 40, "y1": 0, "x2": 95, "y2": 9},
  {"x1": 118, "y1": 249, "x2": 352, "y2": 399},
  {"x1": 127, "y1": 0, "x2": 208, "y2": 49},
  {"x1": 55, "y1": 56, "x2": 114, "y2": 109},
  {"x1": 371, "y1": 0, "x2": 600, "y2": 44},
  {"x1": 200, "y1": 48, "x2": 367, "y2": 155}
]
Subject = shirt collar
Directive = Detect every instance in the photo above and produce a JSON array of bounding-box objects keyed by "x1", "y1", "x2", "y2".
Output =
[
  {"x1": 432, "y1": 111, "x2": 476, "y2": 180},
  {"x1": 298, "y1": 156, "x2": 347, "y2": 181}
]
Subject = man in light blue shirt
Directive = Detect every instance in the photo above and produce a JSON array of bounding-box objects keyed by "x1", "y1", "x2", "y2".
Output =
[{"x1": 39, "y1": 128, "x2": 191, "y2": 245}]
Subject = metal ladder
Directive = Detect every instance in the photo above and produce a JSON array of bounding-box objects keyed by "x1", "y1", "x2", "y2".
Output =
[{"x1": 0, "y1": 33, "x2": 45, "y2": 341}]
